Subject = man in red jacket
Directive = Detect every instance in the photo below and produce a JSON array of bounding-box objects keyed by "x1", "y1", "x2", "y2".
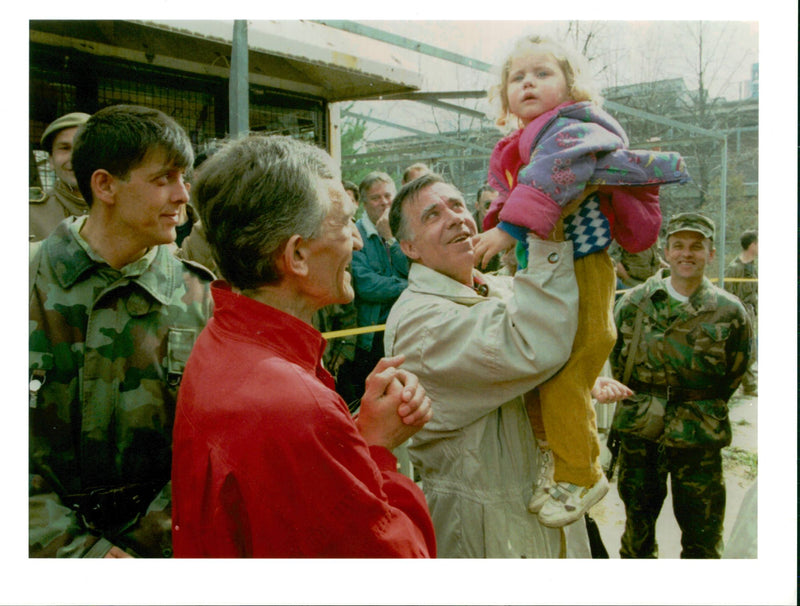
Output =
[{"x1": 171, "y1": 135, "x2": 436, "y2": 558}]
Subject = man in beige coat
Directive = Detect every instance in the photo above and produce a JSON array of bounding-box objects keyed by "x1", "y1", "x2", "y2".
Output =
[
  {"x1": 30, "y1": 112, "x2": 91, "y2": 241},
  {"x1": 384, "y1": 173, "x2": 591, "y2": 557}
]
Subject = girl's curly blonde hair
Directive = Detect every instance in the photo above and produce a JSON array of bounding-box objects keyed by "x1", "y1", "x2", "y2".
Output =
[{"x1": 488, "y1": 35, "x2": 601, "y2": 132}]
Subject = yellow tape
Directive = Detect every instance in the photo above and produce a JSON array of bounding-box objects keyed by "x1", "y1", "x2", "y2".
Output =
[{"x1": 322, "y1": 324, "x2": 386, "y2": 340}]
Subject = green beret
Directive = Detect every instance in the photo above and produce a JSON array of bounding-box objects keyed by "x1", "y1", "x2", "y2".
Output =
[
  {"x1": 666, "y1": 212, "x2": 715, "y2": 240},
  {"x1": 40, "y1": 112, "x2": 91, "y2": 152}
]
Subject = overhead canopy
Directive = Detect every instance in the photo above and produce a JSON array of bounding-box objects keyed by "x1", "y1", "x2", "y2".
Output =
[{"x1": 29, "y1": 20, "x2": 423, "y2": 102}]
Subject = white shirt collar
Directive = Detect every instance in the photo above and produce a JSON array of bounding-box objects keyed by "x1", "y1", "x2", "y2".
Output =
[
  {"x1": 665, "y1": 276, "x2": 690, "y2": 303},
  {"x1": 360, "y1": 213, "x2": 379, "y2": 239}
]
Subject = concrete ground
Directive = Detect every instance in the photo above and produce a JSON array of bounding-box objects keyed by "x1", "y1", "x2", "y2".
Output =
[{"x1": 590, "y1": 390, "x2": 758, "y2": 558}]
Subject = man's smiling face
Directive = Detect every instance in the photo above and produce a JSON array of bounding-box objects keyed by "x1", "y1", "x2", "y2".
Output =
[
  {"x1": 399, "y1": 181, "x2": 478, "y2": 285},
  {"x1": 664, "y1": 230, "x2": 715, "y2": 289}
]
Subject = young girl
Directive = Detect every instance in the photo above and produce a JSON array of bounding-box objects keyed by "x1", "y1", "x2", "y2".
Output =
[{"x1": 474, "y1": 35, "x2": 690, "y2": 528}]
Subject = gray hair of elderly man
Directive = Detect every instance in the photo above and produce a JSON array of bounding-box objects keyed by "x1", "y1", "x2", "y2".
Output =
[
  {"x1": 192, "y1": 134, "x2": 337, "y2": 290},
  {"x1": 357, "y1": 170, "x2": 394, "y2": 202},
  {"x1": 389, "y1": 171, "x2": 448, "y2": 243}
]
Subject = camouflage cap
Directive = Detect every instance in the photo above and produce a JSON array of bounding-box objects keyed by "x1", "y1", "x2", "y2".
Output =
[
  {"x1": 40, "y1": 112, "x2": 91, "y2": 152},
  {"x1": 666, "y1": 212, "x2": 715, "y2": 240}
]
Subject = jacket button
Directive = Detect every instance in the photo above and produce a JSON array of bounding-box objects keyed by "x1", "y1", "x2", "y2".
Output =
[{"x1": 547, "y1": 252, "x2": 559, "y2": 263}]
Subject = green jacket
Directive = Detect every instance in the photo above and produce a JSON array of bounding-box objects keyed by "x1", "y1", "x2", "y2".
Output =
[
  {"x1": 29, "y1": 217, "x2": 213, "y2": 557},
  {"x1": 609, "y1": 241, "x2": 663, "y2": 287},
  {"x1": 610, "y1": 269, "x2": 751, "y2": 448}
]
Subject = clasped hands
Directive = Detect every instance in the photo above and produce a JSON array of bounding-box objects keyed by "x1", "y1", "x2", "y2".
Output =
[{"x1": 356, "y1": 354, "x2": 433, "y2": 451}]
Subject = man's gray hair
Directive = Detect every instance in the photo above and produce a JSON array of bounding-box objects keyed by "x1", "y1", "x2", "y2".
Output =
[
  {"x1": 192, "y1": 135, "x2": 337, "y2": 290},
  {"x1": 389, "y1": 172, "x2": 447, "y2": 243},
  {"x1": 358, "y1": 171, "x2": 394, "y2": 202}
]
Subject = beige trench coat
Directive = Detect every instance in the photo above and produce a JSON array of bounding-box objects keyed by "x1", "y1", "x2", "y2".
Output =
[{"x1": 385, "y1": 237, "x2": 591, "y2": 558}]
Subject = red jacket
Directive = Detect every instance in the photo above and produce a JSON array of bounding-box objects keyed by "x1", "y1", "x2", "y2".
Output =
[{"x1": 171, "y1": 282, "x2": 436, "y2": 558}]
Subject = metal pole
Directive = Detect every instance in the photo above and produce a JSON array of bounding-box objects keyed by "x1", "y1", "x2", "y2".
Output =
[
  {"x1": 314, "y1": 20, "x2": 494, "y2": 73},
  {"x1": 229, "y1": 20, "x2": 249, "y2": 139},
  {"x1": 328, "y1": 103, "x2": 342, "y2": 165},
  {"x1": 718, "y1": 137, "x2": 728, "y2": 286}
]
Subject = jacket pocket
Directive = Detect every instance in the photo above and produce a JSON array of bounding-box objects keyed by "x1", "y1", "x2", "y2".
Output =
[
  {"x1": 611, "y1": 392, "x2": 665, "y2": 440},
  {"x1": 166, "y1": 327, "x2": 198, "y2": 387},
  {"x1": 688, "y1": 322, "x2": 732, "y2": 375},
  {"x1": 663, "y1": 398, "x2": 731, "y2": 448}
]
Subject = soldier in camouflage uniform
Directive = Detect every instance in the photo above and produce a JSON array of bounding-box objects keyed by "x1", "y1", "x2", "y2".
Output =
[
  {"x1": 29, "y1": 105, "x2": 213, "y2": 558},
  {"x1": 724, "y1": 230, "x2": 758, "y2": 395},
  {"x1": 30, "y1": 112, "x2": 91, "y2": 242},
  {"x1": 610, "y1": 212, "x2": 751, "y2": 558},
  {"x1": 608, "y1": 241, "x2": 666, "y2": 289}
]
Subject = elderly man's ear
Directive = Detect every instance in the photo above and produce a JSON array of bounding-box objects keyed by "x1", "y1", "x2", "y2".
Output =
[{"x1": 280, "y1": 234, "x2": 310, "y2": 278}]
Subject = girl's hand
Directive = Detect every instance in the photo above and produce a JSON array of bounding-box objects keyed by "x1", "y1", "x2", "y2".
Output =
[
  {"x1": 591, "y1": 376, "x2": 634, "y2": 404},
  {"x1": 474, "y1": 227, "x2": 515, "y2": 269}
]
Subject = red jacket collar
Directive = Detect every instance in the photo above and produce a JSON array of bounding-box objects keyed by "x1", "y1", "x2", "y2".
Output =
[{"x1": 209, "y1": 281, "x2": 329, "y2": 378}]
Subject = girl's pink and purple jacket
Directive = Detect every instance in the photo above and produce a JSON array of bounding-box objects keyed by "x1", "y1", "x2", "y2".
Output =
[{"x1": 485, "y1": 101, "x2": 691, "y2": 259}]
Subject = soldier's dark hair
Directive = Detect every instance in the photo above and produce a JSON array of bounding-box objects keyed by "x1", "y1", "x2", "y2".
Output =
[
  {"x1": 192, "y1": 135, "x2": 335, "y2": 290},
  {"x1": 740, "y1": 230, "x2": 758, "y2": 250},
  {"x1": 389, "y1": 172, "x2": 446, "y2": 242},
  {"x1": 72, "y1": 104, "x2": 194, "y2": 206}
]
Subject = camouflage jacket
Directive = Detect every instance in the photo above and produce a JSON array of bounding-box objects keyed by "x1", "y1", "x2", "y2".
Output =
[
  {"x1": 724, "y1": 256, "x2": 757, "y2": 317},
  {"x1": 609, "y1": 241, "x2": 663, "y2": 287},
  {"x1": 610, "y1": 269, "x2": 751, "y2": 448},
  {"x1": 29, "y1": 217, "x2": 213, "y2": 557}
]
